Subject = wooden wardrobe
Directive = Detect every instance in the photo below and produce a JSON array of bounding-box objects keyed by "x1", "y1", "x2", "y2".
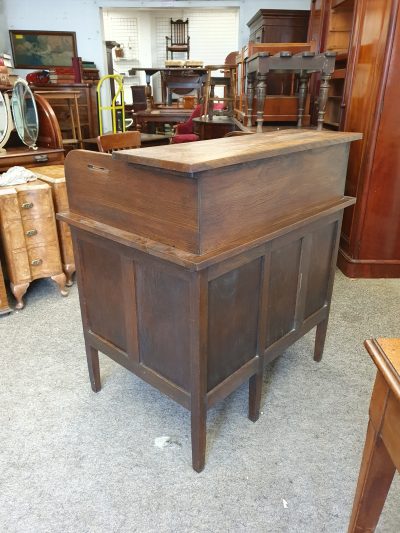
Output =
[{"x1": 309, "y1": 0, "x2": 400, "y2": 277}]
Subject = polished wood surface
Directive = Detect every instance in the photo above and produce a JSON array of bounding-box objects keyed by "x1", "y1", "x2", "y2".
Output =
[
  {"x1": 348, "y1": 338, "x2": 400, "y2": 532},
  {"x1": 310, "y1": 0, "x2": 400, "y2": 276},
  {"x1": 96, "y1": 131, "x2": 141, "y2": 153},
  {"x1": 0, "y1": 182, "x2": 68, "y2": 308},
  {"x1": 0, "y1": 259, "x2": 11, "y2": 315},
  {"x1": 133, "y1": 108, "x2": 192, "y2": 133},
  {"x1": 61, "y1": 130, "x2": 358, "y2": 471},
  {"x1": 34, "y1": 165, "x2": 75, "y2": 286}
]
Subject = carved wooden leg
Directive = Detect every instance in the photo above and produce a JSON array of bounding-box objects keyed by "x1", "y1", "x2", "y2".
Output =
[
  {"x1": 51, "y1": 273, "x2": 69, "y2": 296},
  {"x1": 246, "y1": 74, "x2": 254, "y2": 128},
  {"x1": 348, "y1": 421, "x2": 396, "y2": 533},
  {"x1": 314, "y1": 318, "x2": 329, "y2": 362},
  {"x1": 317, "y1": 74, "x2": 331, "y2": 131},
  {"x1": 85, "y1": 341, "x2": 101, "y2": 392},
  {"x1": 256, "y1": 73, "x2": 267, "y2": 133},
  {"x1": 63, "y1": 264, "x2": 75, "y2": 287},
  {"x1": 208, "y1": 83, "x2": 215, "y2": 121},
  {"x1": 297, "y1": 71, "x2": 309, "y2": 128},
  {"x1": 10, "y1": 282, "x2": 29, "y2": 310},
  {"x1": 248, "y1": 355, "x2": 264, "y2": 422}
]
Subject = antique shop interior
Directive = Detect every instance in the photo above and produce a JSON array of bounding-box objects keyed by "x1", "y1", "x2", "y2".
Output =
[{"x1": 0, "y1": 0, "x2": 399, "y2": 531}]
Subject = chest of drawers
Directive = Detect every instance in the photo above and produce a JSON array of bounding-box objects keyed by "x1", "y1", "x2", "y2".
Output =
[
  {"x1": 34, "y1": 165, "x2": 75, "y2": 286},
  {"x1": 0, "y1": 181, "x2": 68, "y2": 309}
]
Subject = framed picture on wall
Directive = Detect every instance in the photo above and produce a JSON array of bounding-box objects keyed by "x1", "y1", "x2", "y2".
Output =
[{"x1": 9, "y1": 30, "x2": 78, "y2": 69}]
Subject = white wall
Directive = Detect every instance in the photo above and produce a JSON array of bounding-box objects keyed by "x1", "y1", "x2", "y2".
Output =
[
  {"x1": 0, "y1": 0, "x2": 8, "y2": 53},
  {"x1": 3, "y1": 0, "x2": 311, "y2": 76}
]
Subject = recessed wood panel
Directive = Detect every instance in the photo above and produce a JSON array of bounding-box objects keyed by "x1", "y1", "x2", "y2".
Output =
[
  {"x1": 304, "y1": 222, "x2": 336, "y2": 318},
  {"x1": 266, "y1": 238, "x2": 302, "y2": 347},
  {"x1": 80, "y1": 240, "x2": 127, "y2": 352},
  {"x1": 136, "y1": 264, "x2": 191, "y2": 391},
  {"x1": 207, "y1": 258, "x2": 261, "y2": 391}
]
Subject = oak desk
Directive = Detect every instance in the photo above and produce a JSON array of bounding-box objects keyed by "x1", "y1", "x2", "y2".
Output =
[{"x1": 60, "y1": 129, "x2": 361, "y2": 471}]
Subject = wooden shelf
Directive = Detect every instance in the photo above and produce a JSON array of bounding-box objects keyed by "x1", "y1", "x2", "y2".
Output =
[{"x1": 332, "y1": 68, "x2": 347, "y2": 79}]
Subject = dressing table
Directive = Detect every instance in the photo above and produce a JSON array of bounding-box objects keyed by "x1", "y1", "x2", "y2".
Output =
[{"x1": 0, "y1": 81, "x2": 68, "y2": 309}]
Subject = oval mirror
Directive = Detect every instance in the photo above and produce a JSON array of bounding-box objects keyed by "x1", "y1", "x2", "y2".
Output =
[
  {"x1": 11, "y1": 79, "x2": 39, "y2": 150},
  {"x1": 0, "y1": 91, "x2": 13, "y2": 153}
]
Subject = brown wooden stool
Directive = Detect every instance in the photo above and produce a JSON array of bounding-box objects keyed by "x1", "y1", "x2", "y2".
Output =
[{"x1": 348, "y1": 338, "x2": 400, "y2": 532}]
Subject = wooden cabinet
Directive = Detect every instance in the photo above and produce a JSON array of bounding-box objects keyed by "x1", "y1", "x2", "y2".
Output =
[
  {"x1": 247, "y1": 9, "x2": 310, "y2": 43},
  {"x1": 34, "y1": 165, "x2": 75, "y2": 286},
  {"x1": 310, "y1": 0, "x2": 400, "y2": 276},
  {"x1": 0, "y1": 182, "x2": 68, "y2": 308},
  {"x1": 60, "y1": 129, "x2": 360, "y2": 471},
  {"x1": 31, "y1": 83, "x2": 99, "y2": 140}
]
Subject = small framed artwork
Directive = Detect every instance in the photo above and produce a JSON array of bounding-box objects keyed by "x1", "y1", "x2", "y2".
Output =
[{"x1": 9, "y1": 30, "x2": 78, "y2": 69}]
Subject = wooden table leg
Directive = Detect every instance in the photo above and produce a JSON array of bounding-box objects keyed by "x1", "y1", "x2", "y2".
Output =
[
  {"x1": 348, "y1": 420, "x2": 396, "y2": 532},
  {"x1": 314, "y1": 318, "x2": 328, "y2": 362},
  {"x1": 246, "y1": 74, "x2": 254, "y2": 128},
  {"x1": 297, "y1": 71, "x2": 309, "y2": 128},
  {"x1": 317, "y1": 74, "x2": 331, "y2": 131},
  {"x1": 256, "y1": 73, "x2": 267, "y2": 133}
]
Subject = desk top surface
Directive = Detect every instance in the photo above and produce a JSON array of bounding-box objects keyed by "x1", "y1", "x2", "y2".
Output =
[
  {"x1": 114, "y1": 129, "x2": 362, "y2": 174},
  {"x1": 365, "y1": 338, "x2": 400, "y2": 402}
]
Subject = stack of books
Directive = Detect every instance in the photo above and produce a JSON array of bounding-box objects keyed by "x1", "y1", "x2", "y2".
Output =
[
  {"x1": 0, "y1": 53, "x2": 17, "y2": 86},
  {"x1": 82, "y1": 60, "x2": 100, "y2": 82},
  {"x1": 48, "y1": 67, "x2": 76, "y2": 84}
]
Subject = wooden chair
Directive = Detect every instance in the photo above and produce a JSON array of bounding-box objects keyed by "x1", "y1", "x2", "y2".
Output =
[
  {"x1": 166, "y1": 19, "x2": 190, "y2": 59},
  {"x1": 96, "y1": 131, "x2": 141, "y2": 153},
  {"x1": 348, "y1": 338, "x2": 400, "y2": 532}
]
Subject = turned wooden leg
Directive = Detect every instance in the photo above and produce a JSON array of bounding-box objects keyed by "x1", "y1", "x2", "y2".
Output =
[
  {"x1": 63, "y1": 264, "x2": 75, "y2": 287},
  {"x1": 348, "y1": 421, "x2": 396, "y2": 533},
  {"x1": 248, "y1": 356, "x2": 264, "y2": 422},
  {"x1": 317, "y1": 73, "x2": 331, "y2": 131},
  {"x1": 314, "y1": 318, "x2": 329, "y2": 362},
  {"x1": 256, "y1": 73, "x2": 267, "y2": 133},
  {"x1": 208, "y1": 83, "x2": 215, "y2": 120},
  {"x1": 10, "y1": 282, "x2": 29, "y2": 310},
  {"x1": 297, "y1": 71, "x2": 309, "y2": 128},
  {"x1": 246, "y1": 74, "x2": 254, "y2": 128},
  {"x1": 51, "y1": 273, "x2": 69, "y2": 296},
  {"x1": 85, "y1": 341, "x2": 101, "y2": 392}
]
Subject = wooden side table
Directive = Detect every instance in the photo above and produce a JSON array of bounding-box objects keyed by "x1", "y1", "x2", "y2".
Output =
[
  {"x1": 348, "y1": 338, "x2": 400, "y2": 532},
  {"x1": 34, "y1": 90, "x2": 83, "y2": 149}
]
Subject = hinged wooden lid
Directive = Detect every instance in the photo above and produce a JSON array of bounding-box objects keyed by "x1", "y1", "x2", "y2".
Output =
[{"x1": 113, "y1": 129, "x2": 362, "y2": 175}]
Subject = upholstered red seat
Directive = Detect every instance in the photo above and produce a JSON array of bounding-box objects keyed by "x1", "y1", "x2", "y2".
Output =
[{"x1": 171, "y1": 133, "x2": 199, "y2": 143}]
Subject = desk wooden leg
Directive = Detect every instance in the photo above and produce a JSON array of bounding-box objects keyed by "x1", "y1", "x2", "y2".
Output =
[
  {"x1": 256, "y1": 73, "x2": 267, "y2": 133},
  {"x1": 85, "y1": 342, "x2": 101, "y2": 392},
  {"x1": 348, "y1": 420, "x2": 396, "y2": 533},
  {"x1": 314, "y1": 318, "x2": 328, "y2": 362},
  {"x1": 190, "y1": 271, "x2": 208, "y2": 472},
  {"x1": 249, "y1": 356, "x2": 263, "y2": 422}
]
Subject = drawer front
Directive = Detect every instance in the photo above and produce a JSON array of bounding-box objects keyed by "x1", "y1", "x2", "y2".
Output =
[
  {"x1": 17, "y1": 189, "x2": 53, "y2": 219},
  {"x1": 9, "y1": 249, "x2": 31, "y2": 283},
  {"x1": 28, "y1": 243, "x2": 62, "y2": 279},
  {"x1": 0, "y1": 152, "x2": 64, "y2": 172},
  {"x1": 22, "y1": 216, "x2": 58, "y2": 248}
]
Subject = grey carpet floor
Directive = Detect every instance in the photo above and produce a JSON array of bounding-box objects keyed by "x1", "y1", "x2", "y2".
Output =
[{"x1": 0, "y1": 270, "x2": 399, "y2": 533}]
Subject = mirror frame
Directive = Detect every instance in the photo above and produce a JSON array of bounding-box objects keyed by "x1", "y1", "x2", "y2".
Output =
[
  {"x1": 0, "y1": 91, "x2": 13, "y2": 153},
  {"x1": 11, "y1": 78, "x2": 39, "y2": 150}
]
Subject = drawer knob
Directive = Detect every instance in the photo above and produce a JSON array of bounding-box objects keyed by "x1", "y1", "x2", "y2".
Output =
[
  {"x1": 31, "y1": 259, "x2": 43, "y2": 266},
  {"x1": 26, "y1": 229, "x2": 38, "y2": 237},
  {"x1": 21, "y1": 202, "x2": 34, "y2": 209}
]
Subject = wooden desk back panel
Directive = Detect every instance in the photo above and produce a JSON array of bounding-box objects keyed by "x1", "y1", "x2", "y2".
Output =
[{"x1": 66, "y1": 131, "x2": 359, "y2": 255}]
